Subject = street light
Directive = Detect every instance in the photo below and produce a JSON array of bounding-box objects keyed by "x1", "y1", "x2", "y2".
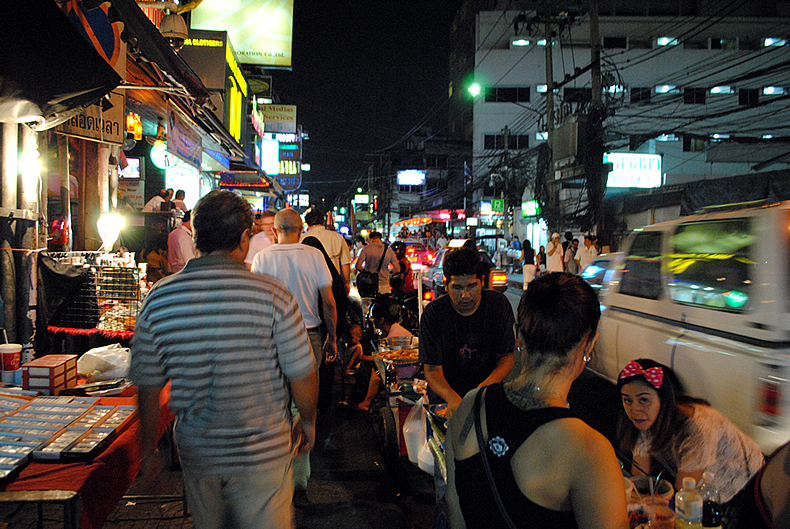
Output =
[{"x1": 468, "y1": 83, "x2": 482, "y2": 97}]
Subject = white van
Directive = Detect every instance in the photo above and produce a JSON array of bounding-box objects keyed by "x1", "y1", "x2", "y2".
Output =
[{"x1": 588, "y1": 201, "x2": 790, "y2": 453}]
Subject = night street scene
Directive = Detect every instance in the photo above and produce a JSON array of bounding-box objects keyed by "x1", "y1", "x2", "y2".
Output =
[{"x1": 0, "y1": 0, "x2": 789, "y2": 527}]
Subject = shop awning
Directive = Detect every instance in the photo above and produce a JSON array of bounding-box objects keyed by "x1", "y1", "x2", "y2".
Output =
[
  {"x1": 393, "y1": 217, "x2": 434, "y2": 227},
  {"x1": 0, "y1": 0, "x2": 122, "y2": 129}
]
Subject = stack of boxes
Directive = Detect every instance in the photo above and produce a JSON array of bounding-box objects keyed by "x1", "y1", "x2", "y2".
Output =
[{"x1": 21, "y1": 355, "x2": 78, "y2": 396}]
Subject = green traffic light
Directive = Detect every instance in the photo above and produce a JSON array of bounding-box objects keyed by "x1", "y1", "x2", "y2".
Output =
[{"x1": 468, "y1": 83, "x2": 481, "y2": 97}]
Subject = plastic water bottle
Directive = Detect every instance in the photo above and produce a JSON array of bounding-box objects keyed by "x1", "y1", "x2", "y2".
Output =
[
  {"x1": 675, "y1": 477, "x2": 703, "y2": 529},
  {"x1": 699, "y1": 471, "x2": 722, "y2": 529}
]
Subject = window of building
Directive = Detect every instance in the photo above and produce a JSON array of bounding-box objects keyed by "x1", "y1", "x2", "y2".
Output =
[
  {"x1": 565, "y1": 87, "x2": 592, "y2": 103},
  {"x1": 683, "y1": 136, "x2": 706, "y2": 152},
  {"x1": 535, "y1": 131, "x2": 548, "y2": 141},
  {"x1": 484, "y1": 134, "x2": 530, "y2": 150},
  {"x1": 631, "y1": 87, "x2": 651, "y2": 103},
  {"x1": 655, "y1": 85, "x2": 679, "y2": 94},
  {"x1": 602, "y1": 36, "x2": 628, "y2": 49},
  {"x1": 619, "y1": 232, "x2": 663, "y2": 300},
  {"x1": 683, "y1": 38, "x2": 707, "y2": 50},
  {"x1": 656, "y1": 37, "x2": 679, "y2": 46},
  {"x1": 764, "y1": 38, "x2": 787, "y2": 47},
  {"x1": 739, "y1": 88, "x2": 759, "y2": 106},
  {"x1": 710, "y1": 37, "x2": 738, "y2": 50},
  {"x1": 763, "y1": 86, "x2": 788, "y2": 96},
  {"x1": 399, "y1": 184, "x2": 423, "y2": 194},
  {"x1": 425, "y1": 155, "x2": 447, "y2": 169},
  {"x1": 484, "y1": 86, "x2": 530, "y2": 103},
  {"x1": 398, "y1": 204, "x2": 412, "y2": 218},
  {"x1": 668, "y1": 219, "x2": 754, "y2": 312},
  {"x1": 684, "y1": 87, "x2": 707, "y2": 104},
  {"x1": 710, "y1": 86, "x2": 734, "y2": 95}
]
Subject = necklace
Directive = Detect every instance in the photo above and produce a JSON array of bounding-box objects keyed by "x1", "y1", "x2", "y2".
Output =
[{"x1": 504, "y1": 382, "x2": 570, "y2": 410}]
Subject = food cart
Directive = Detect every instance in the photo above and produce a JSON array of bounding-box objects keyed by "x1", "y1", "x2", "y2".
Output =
[{"x1": 370, "y1": 337, "x2": 423, "y2": 473}]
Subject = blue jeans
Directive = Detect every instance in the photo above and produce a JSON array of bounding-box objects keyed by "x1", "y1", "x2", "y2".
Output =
[{"x1": 181, "y1": 456, "x2": 293, "y2": 529}]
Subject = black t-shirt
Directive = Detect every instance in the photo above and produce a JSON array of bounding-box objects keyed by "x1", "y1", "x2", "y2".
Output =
[{"x1": 419, "y1": 289, "x2": 516, "y2": 398}]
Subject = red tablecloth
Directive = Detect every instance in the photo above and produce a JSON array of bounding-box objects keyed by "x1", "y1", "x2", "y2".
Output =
[{"x1": 0, "y1": 390, "x2": 172, "y2": 529}]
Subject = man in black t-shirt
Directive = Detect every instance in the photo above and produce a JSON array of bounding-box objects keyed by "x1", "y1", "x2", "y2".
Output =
[{"x1": 419, "y1": 248, "x2": 515, "y2": 415}]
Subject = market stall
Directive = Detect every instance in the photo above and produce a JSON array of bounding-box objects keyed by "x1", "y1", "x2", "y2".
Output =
[
  {"x1": 38, "y1": 251, "x2": 143, "y2": 356},
  {"x1": 0, "y1": 387, "x2": 173, "y2": 529}
]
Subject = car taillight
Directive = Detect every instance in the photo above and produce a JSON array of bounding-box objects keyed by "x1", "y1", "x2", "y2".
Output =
[
  {"x1": 492, "y1": 272, "x2": 508, "y2": 283},
  {"x1": 759, "y1": 376, "x2": 781, "y2": 425}
]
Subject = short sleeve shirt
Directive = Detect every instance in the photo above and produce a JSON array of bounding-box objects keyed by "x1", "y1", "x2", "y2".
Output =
[
  {"x1": 357, "y1": 243, "x2": 399, "y2": 294},
  {"x1": 419, "y1": 290, "x2": 516, "y2": 398}
]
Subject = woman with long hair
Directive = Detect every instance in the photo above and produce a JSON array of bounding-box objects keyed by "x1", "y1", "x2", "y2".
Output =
[
  {"x1": 446, "y1": 273, "x2": 628, "y2": 529},
  {"x1": 617, "y1": 359, "x2": 764, "y2": 507}
]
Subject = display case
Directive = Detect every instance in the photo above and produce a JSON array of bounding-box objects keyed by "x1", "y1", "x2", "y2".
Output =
[{"x1": 43, "y1": 252, "x2": 141, "y2": 339}]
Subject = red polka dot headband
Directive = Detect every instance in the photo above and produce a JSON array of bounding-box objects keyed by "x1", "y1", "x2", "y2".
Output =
[{"x1": 619, "y1": 360, "x2": 664, "y2": 389}]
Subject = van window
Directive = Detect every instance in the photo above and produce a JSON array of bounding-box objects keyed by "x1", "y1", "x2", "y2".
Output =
[
  {"x1": 620, "y1": 232, "x2": 663, "y2": 299},
  {"x1": 668, "y1": 219, "x2": 755, "y2": 311}
]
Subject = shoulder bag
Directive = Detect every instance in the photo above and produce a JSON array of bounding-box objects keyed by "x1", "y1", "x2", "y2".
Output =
[{"x1": 356, "y1": 243, "x2": 388, "y2": 297}]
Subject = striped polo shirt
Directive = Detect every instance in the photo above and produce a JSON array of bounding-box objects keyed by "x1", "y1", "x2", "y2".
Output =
[{"x1": 130, "y1": 254, "x2": 314, "y2": 473}]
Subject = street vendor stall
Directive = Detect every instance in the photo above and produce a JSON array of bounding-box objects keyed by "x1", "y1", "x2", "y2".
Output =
[
  {"x1": 370, "y1": 336, "x2": 424, "y2": 472},
  {"x1": 38, "y1": 251, "x2": 143, "y2": 355},
  {"x1": 0, "y1": 386, "x2": 173, "y2": 529}
]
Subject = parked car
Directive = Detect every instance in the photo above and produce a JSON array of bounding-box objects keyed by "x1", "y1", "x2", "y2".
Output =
[
  {"x1": 422, "y1": 245, "x2": 508, "y2": 298},
  {"x1": 588, "y1": 201, "x2": 790, "y2": 453}
]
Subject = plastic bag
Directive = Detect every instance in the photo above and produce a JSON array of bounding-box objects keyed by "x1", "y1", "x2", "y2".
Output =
[
  {"x1": 77, "y1": 343, "x2": 130, "y2": 381},
  {"x1": 402, "y1": 395, "x2": 433, "y2": 475}
]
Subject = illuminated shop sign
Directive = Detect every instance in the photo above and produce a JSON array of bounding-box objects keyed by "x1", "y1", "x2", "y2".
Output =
[{"x1": 604, "y1": 152, "x2": 662, "y2": 188}]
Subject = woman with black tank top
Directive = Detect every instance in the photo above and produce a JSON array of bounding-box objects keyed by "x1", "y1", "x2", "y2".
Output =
[{"x1": 446, "y1": 273, "x2": 628, "y2": 529}]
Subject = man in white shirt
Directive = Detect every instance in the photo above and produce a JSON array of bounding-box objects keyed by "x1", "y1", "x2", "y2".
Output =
[
  {"x1": 142, "y1": 189, "x2": 169, "y2": 212},
  {"x1": 301, "y1": 208, "x2": 351, "y2": 294},
  {"x1": 546, "y1": 232, "x2": 564, "y2": 272},
  {"x1": 167, "y1": 210, "x2": 197, "y2": 273},
  {"x1": 250, "y1": 209, "x2": 337, "y2": 495},
  {"x1": 173, "y1": 189, "x2": 188, "y2": 212},
  {"x1": 576, "y1": 235, "x2": 600, "y2": 273},
  {"x1": 244, "y1": 210, "x2": 276, "y2": 269}
]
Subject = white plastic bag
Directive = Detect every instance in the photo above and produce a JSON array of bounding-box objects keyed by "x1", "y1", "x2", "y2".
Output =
[
  {"x1": 77, "y1": 343, "x2": 130, "y2": 381},
  {"x1": 402, "y1": 396, "x2": 431, "y2": 471}
]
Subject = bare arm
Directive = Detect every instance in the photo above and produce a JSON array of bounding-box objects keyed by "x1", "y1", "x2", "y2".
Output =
[
  {"x1": 319, "y1": 285, "x2": 338, "y2": 361},
  {"x1": 137, "y1": 385, "x2": 165, "y2": 482},
  {"x1": 341, "y1": 263, "x2": 351, "y2": 295},
  {"x1": 289, "y1": 369, "x2": 319, "y2": 456},
  {"x1": 571, "y1": 430, "x2": 630, "y2": 529},
  {"x1": 477, "y1": 353, "x2": 514, "y2": 388},
  {"x1": 424, "y1": 364, "x2": 462, "y2": 415}
]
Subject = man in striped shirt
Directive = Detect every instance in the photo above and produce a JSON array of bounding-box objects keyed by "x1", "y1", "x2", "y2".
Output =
[{"x1": 131, "y1": 190, "x2": 318, "y2": 529}]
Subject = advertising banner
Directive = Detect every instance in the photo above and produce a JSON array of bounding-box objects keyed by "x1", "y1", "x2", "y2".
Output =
[
  {"x1": 191, "y1": 0, "x2": 294, "y2": 68},
  {"x1": 262, "y1": 105, "x2": 297, "y2": 133},
  {"x1": 168, "y1": 110, "x2": 202, "y2": 169}
]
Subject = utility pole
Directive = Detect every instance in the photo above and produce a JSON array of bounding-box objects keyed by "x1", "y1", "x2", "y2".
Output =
[
  {"x1": 544, "y1": 21, "x2": 557, "y2": 232},
  {"x1": 587, "y1": 0, "x2": 607, "y2": 242}
]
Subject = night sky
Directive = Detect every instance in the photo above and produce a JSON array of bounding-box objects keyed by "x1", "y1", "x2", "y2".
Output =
[{"x1": 270, "y1": 1, "x2": 464, "y2": 201}]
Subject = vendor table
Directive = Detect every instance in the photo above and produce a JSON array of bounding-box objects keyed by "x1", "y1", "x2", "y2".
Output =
[{"x1": 0, "y1": 389, "x2": 172, "y2": 529}]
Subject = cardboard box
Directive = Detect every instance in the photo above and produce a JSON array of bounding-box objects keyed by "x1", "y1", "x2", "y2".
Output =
[{"x1": 22, "y1": 355, "x2": 78, "y2": 396}]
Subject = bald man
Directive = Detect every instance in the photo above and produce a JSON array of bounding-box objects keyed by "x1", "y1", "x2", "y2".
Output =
[{"x1": 249, "y1": 209, "x2": 337, "y2": 494}]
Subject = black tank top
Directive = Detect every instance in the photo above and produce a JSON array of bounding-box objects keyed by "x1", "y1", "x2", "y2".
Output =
[{"x1": 455, "y1": 383, "x2": 578, "y2": 529}]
